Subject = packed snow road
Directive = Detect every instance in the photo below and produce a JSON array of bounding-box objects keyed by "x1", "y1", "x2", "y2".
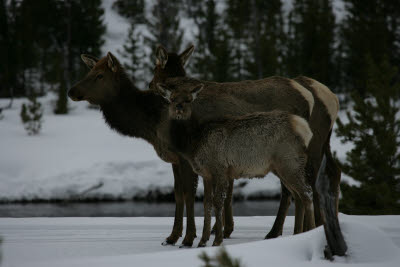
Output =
[{"x1": 0, "y1": 214, "x2": 399, "y2": 267}]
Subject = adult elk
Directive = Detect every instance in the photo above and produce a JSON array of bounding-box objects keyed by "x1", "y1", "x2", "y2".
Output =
[
  {"x1": 149, "y1": 45, "x2": 341, "y2": 240},
  {"x1": 158, "y1": 83, "x2": 315, "y2": 246}
]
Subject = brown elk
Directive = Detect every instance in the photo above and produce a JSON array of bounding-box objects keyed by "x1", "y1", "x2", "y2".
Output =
[
  {"x1": 149, "y1": 45, "x2": 340, "y2": 240},
  {"x1": 158, "y1": 83, "x2": 316, "y2": 246}
]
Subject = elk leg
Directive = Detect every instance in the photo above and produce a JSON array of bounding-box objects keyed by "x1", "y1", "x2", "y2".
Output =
[
  {"x1": 293, "y1": 193, "x2": 305, "y2": 234},
  {"x1": 180, "y1": 160, "x2": 198, "y2": 248},
  {"x1": 266, "y1": 181, "x2": 291, "y2": 239},
  {"x1": 223, "y1": 179, "x2": 234, "y2": 238},
  {"x1": 325, "y1": 142, "x2": 341, "y2": 216},
  {"x1": 312, "y1": 130, "x2": 341, "y2": 226},
  {"x1": 212, "y1": 178, "x2": 228, "y2": 246},
  {"x1": 198, "y1": 178, "x2": 213, "y2": 247},
  {"x1": 300, "y1": 188, "x2": 315, "y2": 232},
  {"x1": 163, "y1": 163, "x2": 183, "y2": 245}
]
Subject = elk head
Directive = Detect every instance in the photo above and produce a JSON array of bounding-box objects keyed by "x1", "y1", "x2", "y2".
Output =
[
  {"x1": 68, "y1": 52, "x2": 121, "y2": 105},
  {"x1": 157, "y1": 83, "x2": 204, "y2": 120},
  {"x1": 149, "y1": 44, "x2": 195, "y2": 93}
]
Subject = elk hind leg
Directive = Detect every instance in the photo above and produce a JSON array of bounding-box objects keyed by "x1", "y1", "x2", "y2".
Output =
[{"x1": 266, "y1": 181, "x2": 292, "y2": 239}]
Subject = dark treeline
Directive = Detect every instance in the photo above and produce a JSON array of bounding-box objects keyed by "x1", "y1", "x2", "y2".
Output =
[
  {"x1": 0, "y1": 0, "x2": 105, "y2": 113},
  {"x1": 2, "y1": 0, "x2": 400, "y2": 99}
]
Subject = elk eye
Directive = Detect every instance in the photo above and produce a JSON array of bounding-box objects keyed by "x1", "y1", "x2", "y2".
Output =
[{"x1": 96, "y1": 74, "x2": 103, "y2": 80}]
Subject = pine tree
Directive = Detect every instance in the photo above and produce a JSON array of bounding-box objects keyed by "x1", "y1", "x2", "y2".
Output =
[
  {"x1": 245, "y1": 0, "x2": 285, "y2": 79},
  {"x1": 0, "y1": 0, "x2": 12, "y2": 98},
  {"x1": 20, "y1": 95, "x2": 43, "y2": 135},
  {"x1": 146, "y1": 0, "x2": 183, "y2": 51},
  {"x1": 113, "y1": 0, "x2": 146, "y2": 87},
  {"x1": 286, "y1": 0, "x2": 336, "y2": 88},
  {"x1": 225, "y1": 0, "x2": 251, "y2": 81},
  {"x1": 48, "y1": 0, "x2": 105, "y2": 114},
  {"x1": 190, "y1": 0, "x2": 233, "y2": 82},
  {"x1": 335, "y1": 56, "x2": 400, "y2": 214},
  {"x1": 340, "y1": 0, "x2": 400, "y2": 95},
  {"x1": 189, "y1": 0, "x2": 216, "y2": 80}
]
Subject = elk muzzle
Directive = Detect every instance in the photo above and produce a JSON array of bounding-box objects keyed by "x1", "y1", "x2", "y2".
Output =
[{"x1": 68, "y1": 86, "x2": 84, "y2": 101}]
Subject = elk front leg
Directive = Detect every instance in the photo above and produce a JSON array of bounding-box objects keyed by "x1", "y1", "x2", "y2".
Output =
[
  {"x1": 293, "y1": 193, "x2": 305, "y2": 235},
  {"x1": 223, "y1": 179, "x2": 234, "y2": 238},
  {"x1": 162, "y1": 163, "x2": 183, "y2": 246},
  {"x1": 212, "y1": 178, "x2": 228, "y2": 246},
  {"x1": 180, "y1": 159, "x2": 198, "y2": 248},
  {"x1": 198, "y1": 178, "x2": 213, "y2": 247},
  {"x1": 266, "y1": 181, "x2": 291, "y2": 239}
]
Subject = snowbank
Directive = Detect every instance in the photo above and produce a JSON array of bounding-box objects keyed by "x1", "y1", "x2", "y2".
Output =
[{"x1": 0, "y1": 215, "x2": 398, "y2": 267}]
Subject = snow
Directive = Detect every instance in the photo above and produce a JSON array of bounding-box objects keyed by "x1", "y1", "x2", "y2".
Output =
[
  {"x1": 0, "y1": 94, "x2": 285, "y2": 202},
  {"x1": 101, "y1": 0, "x2": 130, "y2": 60},
  {"x1": 0, "y1": 214, "x2": 399, "y2": 267},
  {"x1": 0, "y1": 94, "x2": 355, "y2": 202},
  {"x1": 0, "y1": 96, "x2": 356, "y2": 202}
]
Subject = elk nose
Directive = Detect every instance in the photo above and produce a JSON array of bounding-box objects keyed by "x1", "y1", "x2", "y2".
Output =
[
  {"x1": 68, "y1": 87, "x2": 83, "y2": 101},
  {"x1": 67, "y1": 87, "x2": 75, "y2": 99},
  {"x1": 176, "y1": 103, "x2": 183, "y2": 110}
]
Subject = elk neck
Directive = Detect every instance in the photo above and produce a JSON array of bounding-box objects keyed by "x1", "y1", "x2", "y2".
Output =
[{"x1": 100, "y1": 72, "x2": 167, "y2": 144}]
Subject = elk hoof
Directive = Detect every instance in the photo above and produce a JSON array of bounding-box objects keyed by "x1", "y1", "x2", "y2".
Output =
[
  {"x1": 212, "y1": 240, "x2": 222, "y2": 246},
  {"x1": 224, "y1": 228, "x2": 233, "y2": 239},
  {"x1": 161, "y1": 239, "x2": 176, "y2": 246},
  {"x1": 265, "y1": 230, "x2": 282, "y2": 239},
  {"x1": 179, "y1": 244, "x2": 192, "y2": 249},
  {"x1": 197, "y1": 241, "x2": 207, "y2": 247}
]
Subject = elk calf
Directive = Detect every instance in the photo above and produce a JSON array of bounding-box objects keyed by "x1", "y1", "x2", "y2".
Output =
[{"x1": 158, "y1": 84, "x2": 316, "y2": 247}]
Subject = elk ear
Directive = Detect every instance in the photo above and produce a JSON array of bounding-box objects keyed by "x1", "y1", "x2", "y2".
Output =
[
  {"x1": 107, "y1": 52, "x2": 118, "y2": 72},
  {"x1": 190, "y1": 84, "x2": 204, "y2": 100},
  {"x1": 156, "y1": 45, "x2": 168, "y2": 69},
  {"x1": 179, "y1": 44, "x2": 194, "y2": 67},
  {"x1": 156, "y1": 83, "x2": 172, "y2": 102},
  {"x1": 81, "y1": 54, "x2": 98, "y2": 69}
]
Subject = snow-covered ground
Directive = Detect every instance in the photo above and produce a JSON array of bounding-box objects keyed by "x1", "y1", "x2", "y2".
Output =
[
  {"x1": 0, "y1": 94, "x2": 352, "y2": 202},
  {"x1": 0, "y1": 214, "x2": 399, "y2": 267},
  {"x1": 0, "y1": 95, "x2": 292, "y2": 202}
]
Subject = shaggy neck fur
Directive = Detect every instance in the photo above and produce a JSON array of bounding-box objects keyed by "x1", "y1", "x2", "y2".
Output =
[{"x1": 100, "y1": 71, "x2": 167, "y2": 144}]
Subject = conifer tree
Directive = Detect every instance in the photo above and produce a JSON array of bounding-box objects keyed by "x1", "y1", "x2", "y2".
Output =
[
  {"x1": 113, "y1": 0, "x2": 146, "y2": 87},
  {"x1": 225, "y1": 0, "x2": 250, "y2": 81},
  {"x1": 340, "y1": 0, "x2": 400, "y2": 95},
  {"x1": 190, "y1": 0, "x2": 233, "y2": 82},
  {"x1": 335, "y1": 56, "x2": 400, "y2": 214},
  {"x1": 20, "y1": 95, "x2": 43, "y2": 135},
  {"x1": 146, "y1": 0, "x2": 183, "y2": 53},
  {"x1": 245, "y1": 0, "x2": 285, "y2": 79},
  {"x1": 286, "y1": 0, "x2": 336, "y2": 88}
]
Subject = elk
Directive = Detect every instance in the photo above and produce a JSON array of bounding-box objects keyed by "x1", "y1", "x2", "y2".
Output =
[
  {"x1": 158, "y1": 83, "x2": 316, "y2": 246},
  {"x1": 150, "y1": 45, "x2": 340, "y2": 240},
  {"x1": 69, "y1": 49, "x2": 339, "y2": 248}
]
